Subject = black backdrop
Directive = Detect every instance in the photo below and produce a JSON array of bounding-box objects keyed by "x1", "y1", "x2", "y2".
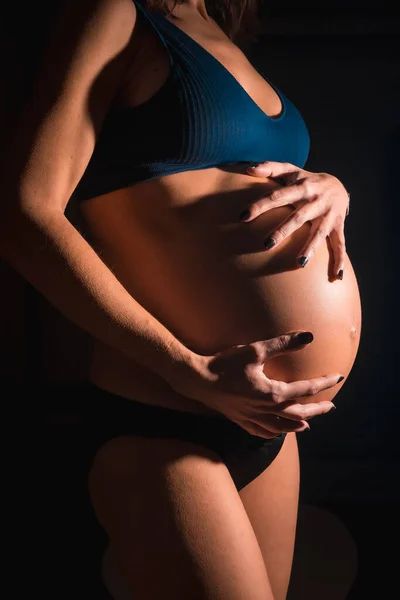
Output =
[{"x1": 1, "y1": 1, "x2": 399, "y2": 598}]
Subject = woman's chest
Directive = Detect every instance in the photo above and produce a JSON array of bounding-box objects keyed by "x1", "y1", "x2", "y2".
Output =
[{"x1": 112, "y1": 10, "x2": 283, "y2": 120}]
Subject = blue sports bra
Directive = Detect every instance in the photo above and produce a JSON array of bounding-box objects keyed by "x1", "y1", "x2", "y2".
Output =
[{"x1": 74, "y1": 0, "x2": 310, "y2": 201}]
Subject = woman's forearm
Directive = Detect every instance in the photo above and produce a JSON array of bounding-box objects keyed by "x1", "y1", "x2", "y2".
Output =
[{"x1": 0, "y1": 205, "x2": 193, "y2": 381}]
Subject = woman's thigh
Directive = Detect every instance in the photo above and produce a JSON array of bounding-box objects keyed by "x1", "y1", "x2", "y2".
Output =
[
  {"x1": 239, "y1": 433, "x2": 300, "y2": 600},
  {"x1": 88, "y1": 435, "x2": 275, "y2": 600}
]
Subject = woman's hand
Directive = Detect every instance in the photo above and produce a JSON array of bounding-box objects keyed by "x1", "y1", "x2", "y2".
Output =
[
  {"x1": 240, "y1": 161, "x2": 350, "y2": 281},
  {"x1": 168, "y1": 331, "x2": 343, "y2": 439}
]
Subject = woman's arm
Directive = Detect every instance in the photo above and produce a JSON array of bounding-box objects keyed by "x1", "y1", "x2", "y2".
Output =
[
  {"x1": 0, "y1": 0, "x2": 341, "y2": 437},
  {"x1": 0, "y1": 0, "x2": 190, "y2": 379}
]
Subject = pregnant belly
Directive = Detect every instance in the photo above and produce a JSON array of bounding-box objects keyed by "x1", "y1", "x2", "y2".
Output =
[{"x1": 88, "y1": 199, "x2": 362, "y2": 411}]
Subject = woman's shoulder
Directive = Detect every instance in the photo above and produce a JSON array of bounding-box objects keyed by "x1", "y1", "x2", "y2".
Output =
[{"x1": 1, "y1": 0, "x2": 140, "y2": 214}]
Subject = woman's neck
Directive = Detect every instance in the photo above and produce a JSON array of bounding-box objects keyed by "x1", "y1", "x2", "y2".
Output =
[{"x1": 166, "y1": 0, "x2": 211, "y2": 23}]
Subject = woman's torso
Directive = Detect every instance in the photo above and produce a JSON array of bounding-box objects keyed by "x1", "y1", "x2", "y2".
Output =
[{"x1": 78, "y1": 1, "x2": 362, "y2": 414}]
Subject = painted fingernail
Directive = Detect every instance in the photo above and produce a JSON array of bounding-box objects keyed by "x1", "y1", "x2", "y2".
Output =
[
  {"x1": 337, "y1": 376, "x2": 345, "y2": 383},
  {"x1": 296, "y1": 331, "x2": 314, "y2": 345},
  {"x1": 239, "y1": 209, "x2": 251, "y2": 222},
  {"x1": 264, "y1": 237, "x2": 276, "y2": 250},
  {"x1": 298, "y1": 256, "x2": 309, "y2": 268},
  {"x1": 338, "y1": 269, "x2": 344, "y2": 280}
]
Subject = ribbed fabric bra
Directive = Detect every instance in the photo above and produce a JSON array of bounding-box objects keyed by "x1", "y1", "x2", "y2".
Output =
[{"x1": 74, "y1": 0, "x2": 310, "y2": 202}]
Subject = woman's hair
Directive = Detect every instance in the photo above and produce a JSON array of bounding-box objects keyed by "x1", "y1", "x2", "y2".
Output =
[{"x1": 144, "y1": 0, "x2": 263, "y2": 45}]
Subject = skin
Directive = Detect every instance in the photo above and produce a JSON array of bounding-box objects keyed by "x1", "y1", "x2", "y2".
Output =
[
  {"x1": 83, "y1": 0, "x2": 361, "y2": 413},
  {"x1": 1, "y1": 1, "x2": 361, "y2": 598},
  {"x1": 83, "y1": 1, "x2": 361, "y2": 599}
]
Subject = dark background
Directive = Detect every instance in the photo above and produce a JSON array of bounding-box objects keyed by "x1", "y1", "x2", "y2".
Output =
[{"x1": 1, "y1": 1, "x2": 399, "y2": 598}]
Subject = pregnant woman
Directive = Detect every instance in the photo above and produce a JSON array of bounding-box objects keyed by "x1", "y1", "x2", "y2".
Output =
[{"x1": 1, "y1": 1, "x2": 361, "y2": 599}]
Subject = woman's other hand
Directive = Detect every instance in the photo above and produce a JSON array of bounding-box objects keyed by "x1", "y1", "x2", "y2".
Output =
[
  {"x1": 240, "y1": 162, "x2": 350, "y2": 281},
  {"x1": 167, "y1": 332, "x2": 343, "y2": 439}
]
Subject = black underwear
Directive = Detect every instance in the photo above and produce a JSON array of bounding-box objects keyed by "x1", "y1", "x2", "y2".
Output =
[{"x1": 81, "y1": 383, "x2": 286, "y2": 491}]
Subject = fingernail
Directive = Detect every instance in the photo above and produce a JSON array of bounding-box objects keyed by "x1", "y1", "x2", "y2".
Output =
[
  {"x1": 298, "y1": 256, "x2": 308, "y2": 268},
  {"x1": 296, "y1": 331, "x2": 314, "y2": 345},
  {"x1": 338, "y1": 269, "x2": 344, "y2": 280},
  {"x1": 337, "y1": 376, "x2": 345, "y2": 383},
  {"x1": 264, "y1": 237, "x2": 276, "y2": 250},
  {"x1": 247, "y1": 164, "x2": 259, "y2": 169},
  {"x1": 331, "y1": 404, "x2": 337, "y2": 410},
  {"x1": 239, "y1": 209, "x2": 251, "y2": 222},
  {"x1": 304, "y1": 425, "x2": 311, "y2": 432}
]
